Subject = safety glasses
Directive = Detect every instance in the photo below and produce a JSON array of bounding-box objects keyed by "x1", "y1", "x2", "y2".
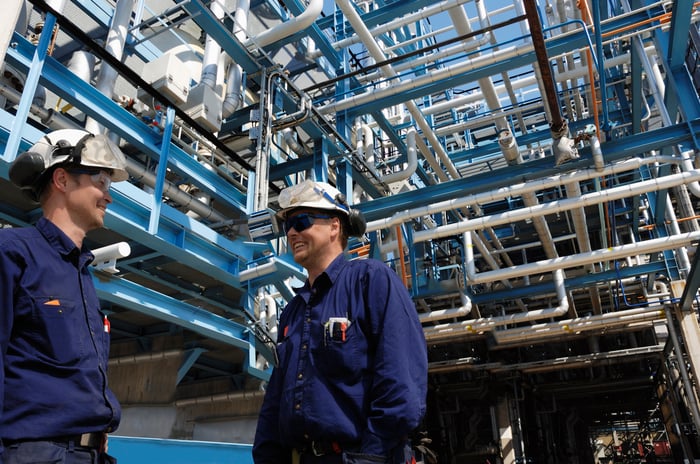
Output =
[
  {"x1": 283, "y1": 213, "x2": 332, "y2": 234},
  {"x1": 68, "y1": 169, "x2": 113, "y2": 193}
]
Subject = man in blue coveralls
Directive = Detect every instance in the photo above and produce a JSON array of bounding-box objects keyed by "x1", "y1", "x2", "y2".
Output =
[
  {"x1": 0, "y1": 129, "x2": 127, "y2": 464},
  {"x1": 253, "y1": 179, "x2": 428, "y2": 464}
]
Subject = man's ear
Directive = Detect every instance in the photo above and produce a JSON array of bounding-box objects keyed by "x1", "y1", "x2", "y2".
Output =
[{"x1": 51, "y1": 167, "x2": 71, "y2": 193}]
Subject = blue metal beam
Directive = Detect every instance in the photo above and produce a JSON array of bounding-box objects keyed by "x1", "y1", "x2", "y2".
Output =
[
  {"x1": 106, "y1": 182, "x2": 263, "y2": 280},
  {"x1": 93, "y1": 272, "x2": 272, "y2": 380}
]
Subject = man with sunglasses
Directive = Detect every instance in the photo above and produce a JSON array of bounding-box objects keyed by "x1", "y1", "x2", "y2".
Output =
[
  {"x1": 0, "y1": 129, "x2": 128, "y2": 464},
  {"x1": 253, "y1": 179, "x2": 428, "y2": 464}
]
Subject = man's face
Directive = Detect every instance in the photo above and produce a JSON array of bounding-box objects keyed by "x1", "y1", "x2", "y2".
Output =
[
  {"x1": 62, "y1": 168, "x2": 114, "y2": 231},
  {"x1": 284, "y1": 209, "x2": 337, "y2": 268}
]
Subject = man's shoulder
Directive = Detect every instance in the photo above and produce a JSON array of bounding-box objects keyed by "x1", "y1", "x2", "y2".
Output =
[
  {"x1": 345, "y1": 257, "x2": 398, "y2": 277},
  {"x1": 0, "y1": 225, "x2": 39, "y2": 245}
]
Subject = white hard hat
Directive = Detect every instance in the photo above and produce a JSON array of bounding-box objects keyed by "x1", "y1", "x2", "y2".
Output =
[
  {"x1": 276, "y1": 179, "x2": 350, "y2": 220},
  {"x1": 9, "y1": 129, "x2": 129, "y2": 196}
]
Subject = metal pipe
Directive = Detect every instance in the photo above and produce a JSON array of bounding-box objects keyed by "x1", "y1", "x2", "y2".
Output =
[
  {"x1": 85, "y1": 0, "x2": 137, "y2": 134},
  {"x1": 366, "y1": 156, "x2": 681, "y2": 232},
  {"x1": 492, "y1": 306, "x2": 665, "y2": 345},
  {"x1": 245, "y1": 0, "x2": 323, "y2": 49},
  {"x1": 335, "y1": 0, "x2": 461, "y2": 181}
]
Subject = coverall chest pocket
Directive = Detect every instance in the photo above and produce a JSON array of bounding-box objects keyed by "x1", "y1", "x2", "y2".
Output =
[
  {"x1": 26, "y1": 295, "x2": 85, "y2": 365},
  {"x1": 313, "y1": 322, "x2": 366, "y2": 380}
]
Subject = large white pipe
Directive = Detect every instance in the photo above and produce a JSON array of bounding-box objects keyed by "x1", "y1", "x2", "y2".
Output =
[
  {"x1": 366, "y1": 156, "x2": 679, "y2": 232},
  {"x1": 245, "y1": 0, "x2": 323, "y2": 49},
  {"x1": 85, "y1": 0, "x2": 137, "y2": 134},
  {"x1": 492, "y1": 306, "x2": 665, "y2": 345},
  {"x1": 419, "y1": 292, "x2": 472, "y2": 323},
  {"x1": 468, "y1": 231, "x2": 700, "y2": 285},
  {"x1": 329, "y1": 0, "x2": 473, "y2": 52},
  {"x1": 383, "y1": 126, "x2": 417, "y2": 184},
  {"x1": 0, "y1": 0, "x2": 24, "y2": 68},
  {"x1": 200, "y1": 0, "x2": 226, "y2": 90},
  {"x1": 410, "y1": 169, "x2": 700, "y2": 244}
]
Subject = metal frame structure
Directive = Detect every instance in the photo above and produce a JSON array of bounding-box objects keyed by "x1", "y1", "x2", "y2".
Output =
[{"x1": 2, "y1": 0, "x2": 700, "y2": 461}]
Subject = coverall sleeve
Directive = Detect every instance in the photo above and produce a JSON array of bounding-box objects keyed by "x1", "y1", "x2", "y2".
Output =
[
  {"x1": 360, "y1": 264, "x2": 428, "y2": 456},
  {"x1": 0, "y1": 242, "x2": 21, "y2": 463},
  {"x1": 252, "y1": 363, "x2": 292, "y2": 464}
]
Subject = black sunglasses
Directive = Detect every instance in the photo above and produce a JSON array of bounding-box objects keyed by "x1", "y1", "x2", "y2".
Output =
[{"x1": 283, "y1": 213, "x2": 332, "y2": 234}]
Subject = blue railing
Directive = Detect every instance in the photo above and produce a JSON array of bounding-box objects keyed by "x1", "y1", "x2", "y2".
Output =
[{"x1": 109, "y1": 437, "x2": 253, "y2": 464}]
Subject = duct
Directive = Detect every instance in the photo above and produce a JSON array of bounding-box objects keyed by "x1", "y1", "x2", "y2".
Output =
[
  {"x1": 244, "y1": 0, "x2": 323, "y2": 49},
  {"x1": 335, "y1": 0, "x2": 460, "y2": 182},
  {"x1": 222, "y1": 62, "x2": 244, "y2": 117},
  {"x1": 85, "y1": 0, "x2": 137, "y2": 135},
  {"x1": 424, "y1": 269, "x2": 569, "y2": 342},
  {"x1": 492, "y1": 306, "x2": 665, "y2": 345},
  {"x1": 409, "y1": 168, "x2": 700, "y2": 244},
  {"x1": 366, "y1": 156, "x2": 681, "y2": 233},
  {"x1": 200, "y1": 0, "x2": 225, "y2": 90},
  {"x1": 383, "y1": 126, "x2": 417, "y2": 184},
  {"x1": 66, "y1": 50, "x2": 96, "y2": 83},
  {"x1": 282, "y1": 128, "x2": 309, "y2": 156}
]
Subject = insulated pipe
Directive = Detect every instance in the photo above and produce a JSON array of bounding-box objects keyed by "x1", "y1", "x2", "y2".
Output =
[
  {"x1": 424, "y1": 269, "x2": 569, "y2": 341},
  {"x1": 448, "y1": 4, "x2": 513, "y2": 154},
  {"x1": 263, "y1": 293, "x2": 278, "y2": 341},
  {"x1": 221, "y1": 0, "x2": 248, "y2": 117},
  {"x1": 282, "y1": 128, "x2": 309, "y2": 156},
  {"x1": 492, "y1": 306, "x2": 665, "y2": 345},
  {"x1": 1, "y1": 0, "x2": 25, "y2": 68},
  {"x1": 409, "y1": 169, "x2": 700, "y2": 244},
  {"x1": 419, "y1": 292, "x2": 472, "y2": 323},
  {"x1": 66, "y1": 50, "x2": 96, "y2": 83},
  {"x1": 238, "y1": 262, "x2": 278, "y2": 283},
  {"x1": 200, "y1": 0, "x2": 226, "y2": 90},
  {"x1": 329, "y1": 0, "x2": 473, "y2": 53},
  {"x1": 565, "y1": 180, "x2": 603, "y2": 314},
  {"x1": 124, "y1": 158, "x2": 228, "y2": 223},
  {"x1": 383, "y1": 126, "x2": 417, "y2": 184},
  {"x1": 466, "y1": 231, "x2": 700, "y2": 285},
  {"x1": 366, "y1": 156, "x2": 681, "y2": 232},
  {"x1": 244, "y1": 0, "x2": 323, "y2": 49},
  {"x1": 335, "y1": 0, "x2": 460, "y2": 180},
  {"x1": 85, "y1": 0, "x2": 137, "y2": 135}
]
